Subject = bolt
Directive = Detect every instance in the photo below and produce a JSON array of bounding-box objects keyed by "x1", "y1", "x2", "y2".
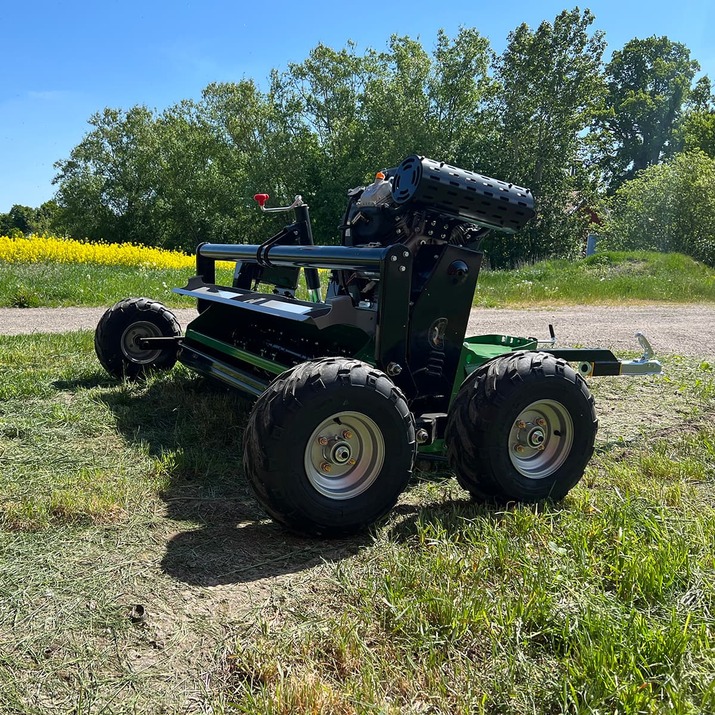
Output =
[
  {"x1": 517, "y1": 420, "x2": 526, "y2": 429},
  {"x1": 403, "y1": 251, "x2": 410, "y2": 258},
  {"x1": 321, "y1": 462, "x2": 332, "y2": 473},
  {"x1": 538, "y1": 444, "x2": 546, "y2": 451},
  {"x1": 390, "y1": 255, "x2": 398, "y2": 262},
  {"x1": 399, "y1": 266, "x2": 406, "y2": 272},
  {"x1": 348, "y1": 458, "x2": 357, "y2": 465},
  {"x1": 536, "y1": 418, "x2": 546, "y2": 427},
  {"x1": 416, "y1": 428, "x2": 429, "y2": 444},
  {"x1": 514, "y1": 444, "x2": 525, "y2": 454},
  {"x1": 342, "y1": 430, "x2": 353, "y2": 440},
  {"x1": 386, "y1": 362, "x2": 402, "y2": 376},
  {"x1": 317, "y1": 436, "x2": 328, "y2": 446}
]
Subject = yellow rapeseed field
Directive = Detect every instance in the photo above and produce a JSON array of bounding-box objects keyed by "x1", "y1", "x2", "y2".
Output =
[{"x1": 0, "y1": 234, "x2": 197, "y2": 270}]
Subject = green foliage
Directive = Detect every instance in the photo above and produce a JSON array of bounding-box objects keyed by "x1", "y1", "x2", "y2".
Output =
[
  {"x1": 593, "y1": 36, "x2": 704, "y2": 190},
  {"x1": 36, "y1": 16, "x2": 714, "y2": 267},
  {"x1": 0, "y1": 201, "x2": 60, "y2": 236},
  {"x1": 679, "y1": 108, "x2": 715, "y2": 157},
  {"x1": 600, "y1": 150, "x2": 715, "y2": 266},
  {"x1": 483, "y1": 9, "x2": 605, "y2": 267}
]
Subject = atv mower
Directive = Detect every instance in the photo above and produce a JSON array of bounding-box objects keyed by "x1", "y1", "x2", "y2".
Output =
[{"x1": 95, "y1": 155, "x2": 662, "y2": 536}]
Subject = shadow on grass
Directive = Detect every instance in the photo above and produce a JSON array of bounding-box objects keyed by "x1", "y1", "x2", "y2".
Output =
[
  {"x1": 89, "y1": 372, "x2": 367, "y2": 585},
  {"x1": 384, "y1": 492, "x2": 545, "y2": 544}
]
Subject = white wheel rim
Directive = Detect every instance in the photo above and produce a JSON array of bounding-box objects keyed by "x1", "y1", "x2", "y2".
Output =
[
  {"x1": 304, "y1": 411, "x2": 385, "y2": 500},
  {"x1": 120, "y1": 321, "x2": 163, "y2": 364},
  {"x1": 508, "y1": 399, "x2": 574, "y2": 480}
]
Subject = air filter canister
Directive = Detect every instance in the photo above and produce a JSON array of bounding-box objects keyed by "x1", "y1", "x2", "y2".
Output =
[{"x1": 391, "y1": 155, "x2": 535, "y2": 232}]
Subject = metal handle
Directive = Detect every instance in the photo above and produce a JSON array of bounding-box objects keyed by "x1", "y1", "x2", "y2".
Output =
[{"x1": 254, "y1": 194, "x2": 306, "y2": 213}]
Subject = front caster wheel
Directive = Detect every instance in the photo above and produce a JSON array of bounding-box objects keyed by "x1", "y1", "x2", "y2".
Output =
[
  {"x1": 445, "y1": 351, "x2": 597, "y2": 502},
  {"x1": 95, "y1": 298, "x2": 181, "y2": 380},
  {"x1": 243, "y1": 358, "x2": 416, "y2": 536}
]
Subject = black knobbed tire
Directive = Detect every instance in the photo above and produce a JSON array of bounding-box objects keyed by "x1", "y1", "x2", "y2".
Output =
[
  {"x1": 243, "y1": 358, "x2": 416, "y2": 536},
  {"x1": 95, "y1": 297, "x2": 181, "y2": 380},
  {"x1": 446, "y1": 351, "x2": 597, "y2": 503}
]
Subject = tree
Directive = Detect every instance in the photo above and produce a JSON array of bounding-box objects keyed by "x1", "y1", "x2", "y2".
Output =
[
  {"x1": 53, "y1": 106, "x2": 160, "y2": 244},
  {"x1": 593, "y1": 36, "x2": 703, "y2": 190},
  {"x1": 600, "y1": 150, "x2": 715, "y2": 266},
  {"x1": 484, "y1": 8, "x2": 605, "y2": 266},
  {"x1": 0, "y1": 202, "x2": 60, "y2": 236},
  {"x1": 678, "y1": 77, "x2": 715, "y2": 158}
]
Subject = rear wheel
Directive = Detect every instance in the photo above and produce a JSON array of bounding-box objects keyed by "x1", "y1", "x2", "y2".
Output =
[
  {"x1": 95, "y1": 298, "x2": 181, "y2": 380},
  {"x1": 243, "y1": 358, "x2": 416, "y2": 536},
  {"x1": 446, "y1": 351, "x2": 597, "y2": 502}
]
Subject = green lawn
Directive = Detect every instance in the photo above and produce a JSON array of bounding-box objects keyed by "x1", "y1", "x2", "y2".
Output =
[
  {"x1": 0, "y1": 332, "x2": 713, "y2": 712},
  {"x1": 475, "y1": 251, "x2": 715, "y2": 307},
  {"x1": 1, "y1": 251, "x2": 713, "y2": 308}
]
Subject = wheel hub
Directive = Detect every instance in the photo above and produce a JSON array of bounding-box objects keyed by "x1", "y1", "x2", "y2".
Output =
[
  {"x1": 120, "y1": 321, "x2": 163, "y2": 364},
  {"x1": 509, "y1": 399, "x2": 574, "y2": 480},
  {"x1": 305, "y1": 411, "x2": 384, "y2": 500},
  {"x1": 328, "y1": 441, "x2": 352, "y2": 465}
]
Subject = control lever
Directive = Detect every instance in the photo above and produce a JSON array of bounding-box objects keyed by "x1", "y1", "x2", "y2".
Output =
[
  {"x1": 253, "y1": 193, "x2": 306, "y2": 213},
  {"x1": 537, "y1": 324, "x2": 557, "y2": 346}
]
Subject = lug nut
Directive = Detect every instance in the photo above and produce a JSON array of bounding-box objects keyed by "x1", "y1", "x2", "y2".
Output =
[
  {"x1": 321, "y1": 462, "x2": 332, "y2": 473},
  {"x1": 317, "y1": 436, "x2": 328, "y2": 446},
  {"x1": 341, "y1": 430, "x2": 353, "y2": 440},
  {"x1": 348, "y1": 458, "x2": 356, "y2": 465},
  {"x1": 514, "y1": 444, "x2": 525, "y2": 454},
  {"x1": 517, "y1": 421, "x2": 526, "y2": 429},
  {"x1": 536, "y1": 418, "x2": 546, "y2": 427}
]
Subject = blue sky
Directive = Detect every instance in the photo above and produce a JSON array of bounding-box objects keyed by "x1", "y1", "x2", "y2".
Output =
[{"x1": 2, "y1": 0, "x2": 714, "y2": 212}]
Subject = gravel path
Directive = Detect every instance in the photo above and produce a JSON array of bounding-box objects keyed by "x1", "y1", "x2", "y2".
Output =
[{"x1": 1, "y1": 304, "x2": 713, "y2": 359}]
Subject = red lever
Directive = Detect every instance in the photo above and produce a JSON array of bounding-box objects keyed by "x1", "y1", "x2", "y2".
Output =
[{"x1": 253, "y1": 193, "x2": 270, "y2": 208}]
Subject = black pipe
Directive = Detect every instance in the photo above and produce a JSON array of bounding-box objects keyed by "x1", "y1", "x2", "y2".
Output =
[{"x1": 198, "y1": 243, "x2": 389, "y2": 271}]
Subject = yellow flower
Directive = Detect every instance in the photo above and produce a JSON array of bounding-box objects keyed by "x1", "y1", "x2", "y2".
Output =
[{"x1": 0, "y1": 235, "x2": 234, "y2": 271}]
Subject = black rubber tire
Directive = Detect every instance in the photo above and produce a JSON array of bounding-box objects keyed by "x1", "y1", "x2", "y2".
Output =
[
  {"x1": 445, "y1": 351, "x2": 597, "y2": 502},
  {"x1": 95, "y1": 297, "x2": 181, "y2": 380},
  {"x1": 243, "y1": 357, "x2": 416, "y2": 536}
]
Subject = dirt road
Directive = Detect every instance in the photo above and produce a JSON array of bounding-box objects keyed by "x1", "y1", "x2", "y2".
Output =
[{"x1": 0, "y1": 303, "x2": 713, "y2": 359}]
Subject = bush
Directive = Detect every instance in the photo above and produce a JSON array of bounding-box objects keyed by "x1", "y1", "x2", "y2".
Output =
[{"x1": 600, "y1": 150, "x2": 715, "y2": 266}]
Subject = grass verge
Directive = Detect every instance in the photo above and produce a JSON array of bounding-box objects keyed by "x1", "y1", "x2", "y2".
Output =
[
  {"x1": 0, "y1": 332, "x2": 713, "y2": 712},
  {"x1": 1, "y1": 251, "x2": 713, "y2": 309},
  {"x1": 475, "y1": 251, "x2": 715, "y2": 306},
  {"x1": 0, "y1": 261, "x2": 237, "y2": 309}
]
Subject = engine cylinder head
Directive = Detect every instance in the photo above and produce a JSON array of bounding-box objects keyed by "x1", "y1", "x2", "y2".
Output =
[{"x1": 391, "y1": 155, "x2": 535, "y2": 233}]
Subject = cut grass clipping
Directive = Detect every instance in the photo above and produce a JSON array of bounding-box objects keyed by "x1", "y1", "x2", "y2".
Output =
[{"x1": 0, "y1": 331, "x2": 713, "y2": 712}]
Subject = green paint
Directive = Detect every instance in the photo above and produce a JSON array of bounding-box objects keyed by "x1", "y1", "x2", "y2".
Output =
[
  {"x1": 185, "y1": 328, "x2": 289, "y2": 375},
  {"x1": 418, "y1": 438, "x2": 445, "y2": 455},
  {"x1": 449, "y1": 334, "x2": 538, "y2": 406}
]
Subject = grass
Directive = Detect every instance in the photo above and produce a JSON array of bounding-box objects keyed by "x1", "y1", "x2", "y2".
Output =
[
  {"x1": 1, "y1": 250, "x2": 713, "y2": 308},
  {"x1": 475, "y1": 251, "x2": 715, "y2": 307},
  {"x1": 0, "y1": 331, "x2": 714, "y2": 712},
  {"x1": 0, "y1": 261, "x2": 237, "y2": 308}
]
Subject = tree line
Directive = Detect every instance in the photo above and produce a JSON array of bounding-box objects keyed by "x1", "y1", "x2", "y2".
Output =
[{"x1": 4, "y1": 8, "x2": 715, "y2": 267}]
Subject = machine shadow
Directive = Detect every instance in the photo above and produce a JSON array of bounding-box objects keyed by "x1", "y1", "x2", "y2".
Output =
[{"x1": 95, "y1": 372, "x2": 368, "y2": 585}]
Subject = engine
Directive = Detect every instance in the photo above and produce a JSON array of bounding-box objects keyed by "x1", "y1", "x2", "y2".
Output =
[{"x1": 335, "y1": 155, "x2": 535, "y2": 305}]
